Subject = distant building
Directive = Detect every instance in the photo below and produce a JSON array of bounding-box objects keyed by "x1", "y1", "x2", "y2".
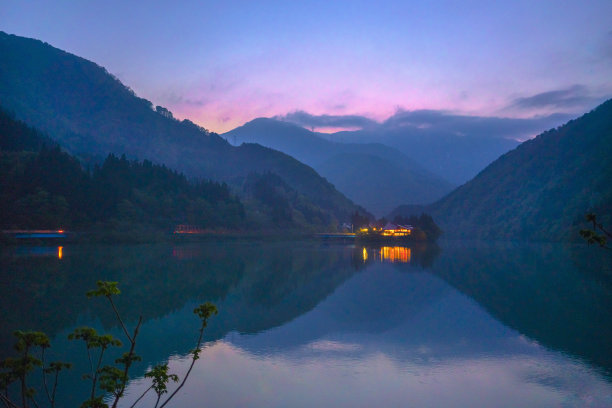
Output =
[
  {"x1": 382, "y1": 223, "x2": 413, "y2": 237},
  {"x1": 174, "y1": 224, "x2": 203, "y2": 234}
]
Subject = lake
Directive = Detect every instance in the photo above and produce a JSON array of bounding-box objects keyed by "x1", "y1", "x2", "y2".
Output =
[{"x1": 1, "y1": 240, "x2": 611, "y2": 407}]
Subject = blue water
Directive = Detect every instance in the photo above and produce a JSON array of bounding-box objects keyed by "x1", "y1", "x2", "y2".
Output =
[{"x1": 1, "y1": 240, "x2": 610, "y2": 407}]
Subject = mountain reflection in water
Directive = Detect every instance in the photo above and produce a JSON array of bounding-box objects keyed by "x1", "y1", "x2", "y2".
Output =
[{"x1": 0, "y1": 240, "x2": 610, "y2": 407}]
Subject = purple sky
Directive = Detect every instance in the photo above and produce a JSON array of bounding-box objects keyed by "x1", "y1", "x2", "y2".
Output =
[{"x1": 2, "y1": 0, "x2": 611, "y2": 133}]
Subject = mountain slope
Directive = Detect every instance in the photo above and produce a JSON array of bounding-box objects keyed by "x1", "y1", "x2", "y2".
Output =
[
  {"x1": 224, "y1": 118, "x2": 454, "y2": 216},
  {"x1": 426, "y1": 100, "x2": 612, "y2": 241},
  {"x1": 321, "y1": 119, "x2": 523, "y2": 185},
  {"x1": 317, "y1": 153, "x2": 447, "y2": 216},
  {"x1": 0, "y1": 31, "x2": 364, "y2": 225},
  {"x1": 0, "y1": 108, "x2": 246, "y2": 232}
]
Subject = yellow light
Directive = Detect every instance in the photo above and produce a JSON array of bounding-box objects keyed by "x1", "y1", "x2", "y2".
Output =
[
  {"x1": 58, "y1": 246, "x2": 63, "y2": 259},
  {"x1": 378, "y1": 246, "x2": 411, "y2": 263},
  {"x1": 362, "y1": 247, "x2": 368, "y2": 262}
]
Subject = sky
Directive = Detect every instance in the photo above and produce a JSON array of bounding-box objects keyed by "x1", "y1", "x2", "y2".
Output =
[{"x1": 1, "y1": 0, "x2": 611, "y2": 133}]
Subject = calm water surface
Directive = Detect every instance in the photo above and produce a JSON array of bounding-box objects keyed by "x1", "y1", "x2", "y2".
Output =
[{"x1": 1, "y1": 240, "x2": 611, "y2": 407}]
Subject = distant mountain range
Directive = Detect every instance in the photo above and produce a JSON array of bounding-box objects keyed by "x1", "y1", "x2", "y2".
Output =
[
  {"x1": 392, "y1": 99, "x2": 612, "y2": 241},
  {"x1": 3, "y1": 30, "x2": 608, "y2": 241},
  {"x1": 298, "y1": 111, "x2": 570, "y2": 185},
  {"x1": 224, "y1": 118, "x2": 454, "y2": 216},
  {"x1": 0, "y1": 31, "x2": 366, "y2": 227}
]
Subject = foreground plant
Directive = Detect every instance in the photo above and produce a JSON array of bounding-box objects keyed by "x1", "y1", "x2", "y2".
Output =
[
  {"x1": 0, "y1": 281, "x2": 217, "y2": 408},
  {"x1": 580, "y1": 213, "x2": 611, "y2": 250}
]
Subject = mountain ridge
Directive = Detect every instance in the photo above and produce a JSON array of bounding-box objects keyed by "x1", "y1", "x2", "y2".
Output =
[
  {"x1": 224, "y1": 117, "x2": 454, "y2": 216},
  {"x1": 392, "y1": 100, "x2": 612, "y2": 241},
  {"x1": 0, "y1": 31, "x2": 367, "y2": 226}
]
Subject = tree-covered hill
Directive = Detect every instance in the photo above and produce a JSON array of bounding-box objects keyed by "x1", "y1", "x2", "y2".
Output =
[
  {"x1": 424, "y1": 100, "x2": 612, "y2": 241},
  {"x1": 0, "y1": 109, "x2": 246, "y2": 234},
  {"x1": 0, "y1": 31, "x2": 364, "y2": 226},
  {"x1": 225, "y1": 118, "x2": 454, "y2": 216}
]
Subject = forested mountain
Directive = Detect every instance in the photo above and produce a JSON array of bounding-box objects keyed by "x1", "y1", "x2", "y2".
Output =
[
  {"x1": 1, "y1": 108, "x2": 370, "y2": 233},
  {"x1": 407, "y1": 100, "x2": 612, "y2": 241},
  {"x1": 224, "y1": 118, "x2": 453, "y2": 216},
  {"x1": 0, "y1": 31, "x2": 364, "y2": 227},
  {"x1": 0, "y1": 108, "x2": 245, "y2": 234}
]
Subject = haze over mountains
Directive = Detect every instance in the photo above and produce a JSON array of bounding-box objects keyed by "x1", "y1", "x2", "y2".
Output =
[
  {"x1": 224, "y1": 118, "x2": 453, "y2": 216},
  {"x1": 0, "y1": 31, "x2": 366, "y2": 228},
  {"x1": 278, "y1": 110, "x2": 573, "y2": 185}
]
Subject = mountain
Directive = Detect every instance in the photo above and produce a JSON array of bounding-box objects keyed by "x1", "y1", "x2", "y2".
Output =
[
  {"x1": 0, "y1": 31, "x2": 365, "y2": 227},
  {"x1": 394, "y1": 100, "x2": 612, "y2": 241},
  {"x1": 314, "y1": 115, "x2": 542, "y2": 185},
  {"x1": 0, "y1": 108, "x2": 247, "y2": 235},
  {"x1": 224, "y1": 118, "x2": 454, "y2": 216}
]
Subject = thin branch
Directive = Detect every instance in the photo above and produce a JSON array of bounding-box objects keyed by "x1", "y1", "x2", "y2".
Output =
[
  {"x1": 40, "y1": 348, "x2": 52, "y2": 406},
  {"x1": 158, "y1": 324, "x2": 206, "y2": 408},
  {"x1": 51, "y1": 370, "x2": 60, "y2": 408},
  {"x1": 600, "y1": 225, "x2": 612, "y2": 238},
  {"x1": 110, "y1": 316, "x2": 142, "y2": 408},
  {"x1": 20, "y1": 345, "x2": 28, "y2": 408},
  {"x1": 27, "y1": 394, "x2": 39, "y2": 408},
  {"x1": 86, "y1": 347, "x2": 94, "y2": 381},
  {"x1": 128, "y1": 385, "x2": 152, "y2": 408},
  {"x1": 90, "y1": 347, "x2": 107, "y2": 401},
  {"x1": 107, "y1": 296, "x2": 133, "y2": 343},
  {"x1": 0, "y1": 393, "x2": 19, "y2": 408},
  {"x1": 595, "y1": 221, "x2": 612, "y2": 240}
]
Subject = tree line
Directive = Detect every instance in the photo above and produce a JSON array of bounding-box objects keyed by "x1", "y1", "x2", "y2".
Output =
[{"x1": 0, "y1": 108, "x2": 244, "y2": 233}]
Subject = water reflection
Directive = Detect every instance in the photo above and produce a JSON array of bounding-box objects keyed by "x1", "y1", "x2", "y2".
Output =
[
  {"x1": 362, "y1": 246, "x2": 411, "y2": 263},
  {"x1": 1, "y1": 240, "x2": 611, "y2": 407},
  {"x1": 120, "y1": 263, "x2": 612, "y2": 407},
  {"x1": 429, "y1": 242, "x2": 612, "y2": 374},
  {"x1": 356, "y1": 243, "x2": 440, "y2": 268},
  {"x1": 11, "y1": 245, "x2": 64, "y2": 258}
]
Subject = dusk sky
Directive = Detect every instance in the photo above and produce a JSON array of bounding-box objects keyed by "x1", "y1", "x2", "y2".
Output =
[{"x1": 2, "y1": 0, "x2": 611, "y2": 133}]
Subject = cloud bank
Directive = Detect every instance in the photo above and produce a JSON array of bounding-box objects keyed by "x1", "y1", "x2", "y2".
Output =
[
  {"x1": 277, "y1": 109, "x2": 576, "y2": 141},
  {"x1": 508, "y1": 85, "x2": 605, "y2": 110},
  {"x1": 275, "y1": 111, "x2": 378, "y2": 130}
]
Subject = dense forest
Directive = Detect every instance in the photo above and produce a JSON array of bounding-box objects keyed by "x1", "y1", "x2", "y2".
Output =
[
  {"x1": 0, "y1": 31, "x2": 364, "y2": 226},
  {"x1": 242, "y1": 172, "x2": 337, "y2": 230},
  {"x1": 0, "y1": 108, "x2": 245, "y2": 234},
  {"x1": 1, "y1": 108, "x2": 368, "y2": 235},
  {"x1": 423, "y1": 99, "x2": 612, "y2": 241}
]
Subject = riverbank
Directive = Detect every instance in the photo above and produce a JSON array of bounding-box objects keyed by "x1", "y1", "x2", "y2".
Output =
[{"x1": 0, "y1": 228, "x2": 332, "y2": 246}]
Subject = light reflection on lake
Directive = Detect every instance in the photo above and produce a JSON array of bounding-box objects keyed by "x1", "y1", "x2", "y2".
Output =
[
  {"x1": 361, "y1": 246, "x2": 411, "y2": 263},
  {"x1": 1, "y1": 240, "x2": 611, "y2": 407}
]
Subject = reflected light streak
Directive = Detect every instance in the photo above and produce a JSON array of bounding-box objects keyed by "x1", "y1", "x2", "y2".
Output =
[
  {"x1": 379, "y1": 246, "x2": 411, "y2": 263},
  {"x1": 362, "y1": 247, "x2": 411, "y2": 263},
  {"x1": 57, "y1": 246, "x2": 63, "y2": 259}
]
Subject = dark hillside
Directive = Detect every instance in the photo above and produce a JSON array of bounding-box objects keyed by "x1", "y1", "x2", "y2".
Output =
[
  {"x1": 0, "y1": 31, "x2": 363, "y2": 225},
  {"x1": 0, "y1": 108, "x2": 245, "y2": 233},
  {"x1": 427, "y1": 100, "x2": 612, "y2": 241}
]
